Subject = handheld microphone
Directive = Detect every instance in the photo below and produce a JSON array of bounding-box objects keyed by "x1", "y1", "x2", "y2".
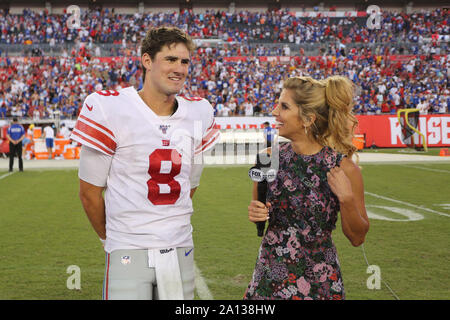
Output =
[
  {"x1": 248, "y1": 151, "x2": 274, "y2": 237},
  {"x1": 248, "y1": 166, "x2": 267, "y2": 237}
]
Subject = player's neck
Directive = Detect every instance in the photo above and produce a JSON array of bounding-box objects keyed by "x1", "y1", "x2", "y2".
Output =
[{"x1": 138, "y1": 89, "x2": 177, "y2": 116}]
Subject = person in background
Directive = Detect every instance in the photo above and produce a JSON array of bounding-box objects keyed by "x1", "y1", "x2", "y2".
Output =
[
  {"x1": 59, "y1": 123, "x2": 71, "y2": 139},
  {"x1": 262, "y1": 121, "x2": 274, "y2": 148},
  {"x1": 21, "y1": 123, "x2": 33, "y2": 158},
  {"x1": 6, "y1": 117, "x2": 25, "y2": 172},
  {"x1": 43, "y1": 124, "x2": 55, "y2": 159}
]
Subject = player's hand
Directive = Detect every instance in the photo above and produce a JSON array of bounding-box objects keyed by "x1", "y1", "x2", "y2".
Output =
[
  {"x1": 248, "y1": 200, "x2": 271, "y2": 222},
  {"x1": 327, "y1": 166, "x2": 353, "y2": 203}
]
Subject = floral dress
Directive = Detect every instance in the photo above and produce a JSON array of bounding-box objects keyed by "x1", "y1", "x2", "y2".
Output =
[{"x1": 244, "y1": 143, "x2": 345, "y2": 300}]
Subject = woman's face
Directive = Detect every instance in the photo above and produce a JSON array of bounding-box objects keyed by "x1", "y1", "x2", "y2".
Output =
[{"x1": 272, "y1": 89, "x2": 306, "y2": 140}]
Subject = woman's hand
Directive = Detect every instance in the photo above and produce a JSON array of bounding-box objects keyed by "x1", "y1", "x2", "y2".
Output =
[
  {"x1": 248, "y1": 200, "x2": 271, "y2": 222},
  {"x1": 327, "y1": 158, "x2": 370, "y2": 247},
  {"x1": 327, "y1": 166, "x2": 353, "y2": 203}
]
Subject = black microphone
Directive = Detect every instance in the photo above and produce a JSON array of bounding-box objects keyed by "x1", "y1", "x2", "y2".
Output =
[
  {"x1": 256, "y1": 182, "x2": 267, "y2": 237},
  {"x1": 248, "y1": 151, "x2": 272, "y2": 237}
]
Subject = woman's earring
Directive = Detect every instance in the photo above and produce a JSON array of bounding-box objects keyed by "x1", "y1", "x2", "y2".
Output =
[{"x1": 304, "y1": 126, "x2": 308, "y2": 135}]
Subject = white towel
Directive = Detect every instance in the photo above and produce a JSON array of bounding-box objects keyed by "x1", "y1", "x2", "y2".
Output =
[{"x1": 148, "y1": 248, "x2": 184, "y2": 300}]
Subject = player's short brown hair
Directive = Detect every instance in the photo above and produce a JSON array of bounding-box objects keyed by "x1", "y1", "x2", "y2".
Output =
[{"x1": 140, "y1": 27, "x2": 196, "y2": 80}]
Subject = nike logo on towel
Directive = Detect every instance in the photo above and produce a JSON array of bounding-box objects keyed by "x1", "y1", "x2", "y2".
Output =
[{"x1": 185, "y1": 248, "x2": 193, "y2": 256}]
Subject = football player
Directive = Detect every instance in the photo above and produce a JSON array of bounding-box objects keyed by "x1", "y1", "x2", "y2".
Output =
[{"x1": 71, "y1": 27, "x2": 220, "y2": 300}]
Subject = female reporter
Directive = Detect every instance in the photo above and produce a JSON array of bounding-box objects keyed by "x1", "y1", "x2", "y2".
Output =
[{"x1": 244, "y1": 76, "x2": 369, "y2": 300}]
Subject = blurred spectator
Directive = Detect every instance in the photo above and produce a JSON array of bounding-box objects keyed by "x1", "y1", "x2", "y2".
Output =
[
  {"x1": 6, "y1": 117, "x2": 25, "y2": 172},
  {"x1": 263, "y1": 121, "x2": 274, "y2": 148},
  {"x1": 42, "y1": 124, "x2": 55, "y2": 159},
  {"x1": 0, "y1": 8, "x2": 448, "y2": 47},
  {"x1": 59, "y1": 123, "x2": 70, "y2": 139}
]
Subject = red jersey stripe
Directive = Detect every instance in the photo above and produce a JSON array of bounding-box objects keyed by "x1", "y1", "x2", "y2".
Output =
[
  {"x1": 206, "y1": 120, "x2": 216, "y2": 131},
  {"x1": 75, "y1": 121, "x2": 117, "y2": 151},
  {"x1": 105, "y1": 253, "x2": 110, "y2": 300},
  {"x1": 71, "y1": 130, "x2": 114, "y2": 156},
  {"x1": 195, "y1": 131, "x2": 220, "y2": 154},
  {"x1": 196, "y1": 127, "x2": 220, "y2": 152},
  {"x1": 79, "y1": 114, "x2": 115, "y2": 138}
]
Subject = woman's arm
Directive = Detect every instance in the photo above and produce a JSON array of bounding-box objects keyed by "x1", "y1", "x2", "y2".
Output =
[{"x1": 327, "y1": 157, "x2": 370, "y2": 247}]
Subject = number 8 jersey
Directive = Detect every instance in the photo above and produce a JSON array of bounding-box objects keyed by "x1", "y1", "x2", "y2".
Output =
[{"x1": 70, "y1": 87, "x2": 220, "y2": 252}]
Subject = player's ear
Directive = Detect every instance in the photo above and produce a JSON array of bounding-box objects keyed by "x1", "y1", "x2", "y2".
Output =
[{"x1": 141, "y1": 53, "x2": 152, "y2": 72}]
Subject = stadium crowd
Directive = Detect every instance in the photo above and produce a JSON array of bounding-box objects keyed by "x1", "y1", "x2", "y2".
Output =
[
  {"x1": 0, "y1": 43, "x2": 448, "y2": 119},
  {"x1": 0, "y1": 7, "x2": 448, "y2": 119},
  {"x1": 0, "y1": 8, "x2": 448, "y2": 45}
]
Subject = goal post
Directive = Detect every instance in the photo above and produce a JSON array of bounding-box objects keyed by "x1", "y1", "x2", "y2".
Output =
[{"x1": 397, "y1": 108, "x2": 428, "y2": 152}]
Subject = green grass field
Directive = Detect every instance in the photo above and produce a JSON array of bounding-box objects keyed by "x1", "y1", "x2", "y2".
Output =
[
  {"x1": 0, "y1": 162, "x2": 449, "y2": 300},
  {"x1": 362, "y1": 147, "x2": 445, "y2": 156}
]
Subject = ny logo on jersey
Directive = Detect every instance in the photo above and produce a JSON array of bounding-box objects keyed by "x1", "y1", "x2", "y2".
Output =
[{"x1": 159, "y1": 124, "x2": 170, "y2": 134}]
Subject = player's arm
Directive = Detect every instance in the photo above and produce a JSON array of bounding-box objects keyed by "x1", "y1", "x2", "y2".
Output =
[
  {"x1": 79, "y1": 180, "x2": 106, "y2": 240},
  {"x1": 189, "y1": 163, "x2": 204, "y2": 199},
  {"x1": 327, "y1": 157, "x2": 370, "y2": 247},
  {"x1": 190, "y1": 100, "x2": 220, "y2": 198},
  {"x1": 190, "y1": 188, "x2": 197, "y2": 199},
  {"x1": 78, "y1": 146, "x2": 113, "y2": 241}
]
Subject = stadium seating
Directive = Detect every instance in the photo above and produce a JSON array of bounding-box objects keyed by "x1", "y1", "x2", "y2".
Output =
[{"x1": 0, "y1": 6, "x2": 448, "y2": 123}]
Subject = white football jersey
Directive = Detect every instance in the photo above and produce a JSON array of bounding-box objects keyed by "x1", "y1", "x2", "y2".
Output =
[{"x1": 71, "y1": 87, "x2": 220, "y2": 252}]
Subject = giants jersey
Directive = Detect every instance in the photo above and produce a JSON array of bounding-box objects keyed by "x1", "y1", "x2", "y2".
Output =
[{"x1": 70, "y1": 87, "x2": 220, "y2": 252}]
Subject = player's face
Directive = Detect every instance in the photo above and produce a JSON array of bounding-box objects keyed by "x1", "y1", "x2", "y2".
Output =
[
  {"x1": 272, "y1": 89, "x2": 305, "y2": 140},
  {"x1": 147, "y1": 43, "x2": 190, "y2": 96}
]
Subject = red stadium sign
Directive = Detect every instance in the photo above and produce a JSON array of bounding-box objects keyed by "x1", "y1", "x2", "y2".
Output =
[
  {"x1": 211, "y1": 115, "x2": 450, "y2": 148},
  {"x1": 356, "y1": 114, "x2": 450, "y2": 148}
]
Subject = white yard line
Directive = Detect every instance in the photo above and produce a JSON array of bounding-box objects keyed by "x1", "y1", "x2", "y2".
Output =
[
  {"x1": 0, "y1": 171, "x2": 15, "y2": 180},
  {"x1": 400, "y1": 164, "x2": 450, "y2": 174},
  {"x1": 365, "y1": 191, "x2": 450, "y2": 218},
  {"x1": 434, "y1": 204, "x2": 450, "y2": 210},
  {"x1": 194, "y1": 261, "x2": 214, "y2": 300}
]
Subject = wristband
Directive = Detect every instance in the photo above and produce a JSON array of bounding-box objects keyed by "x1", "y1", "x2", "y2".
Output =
[{"x1": 100, "y1": 238, "x2": 106, "y2": 245}]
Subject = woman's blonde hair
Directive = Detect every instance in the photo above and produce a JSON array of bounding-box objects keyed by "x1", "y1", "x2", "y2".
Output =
[{"x1": 282, "y1": 75, "x2": 358, "y2": 158}]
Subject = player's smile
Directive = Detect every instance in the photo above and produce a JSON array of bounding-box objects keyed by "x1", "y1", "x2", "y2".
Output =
[{"x1": 168, "y1": 75, "x2": 184, "y2": 84}]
